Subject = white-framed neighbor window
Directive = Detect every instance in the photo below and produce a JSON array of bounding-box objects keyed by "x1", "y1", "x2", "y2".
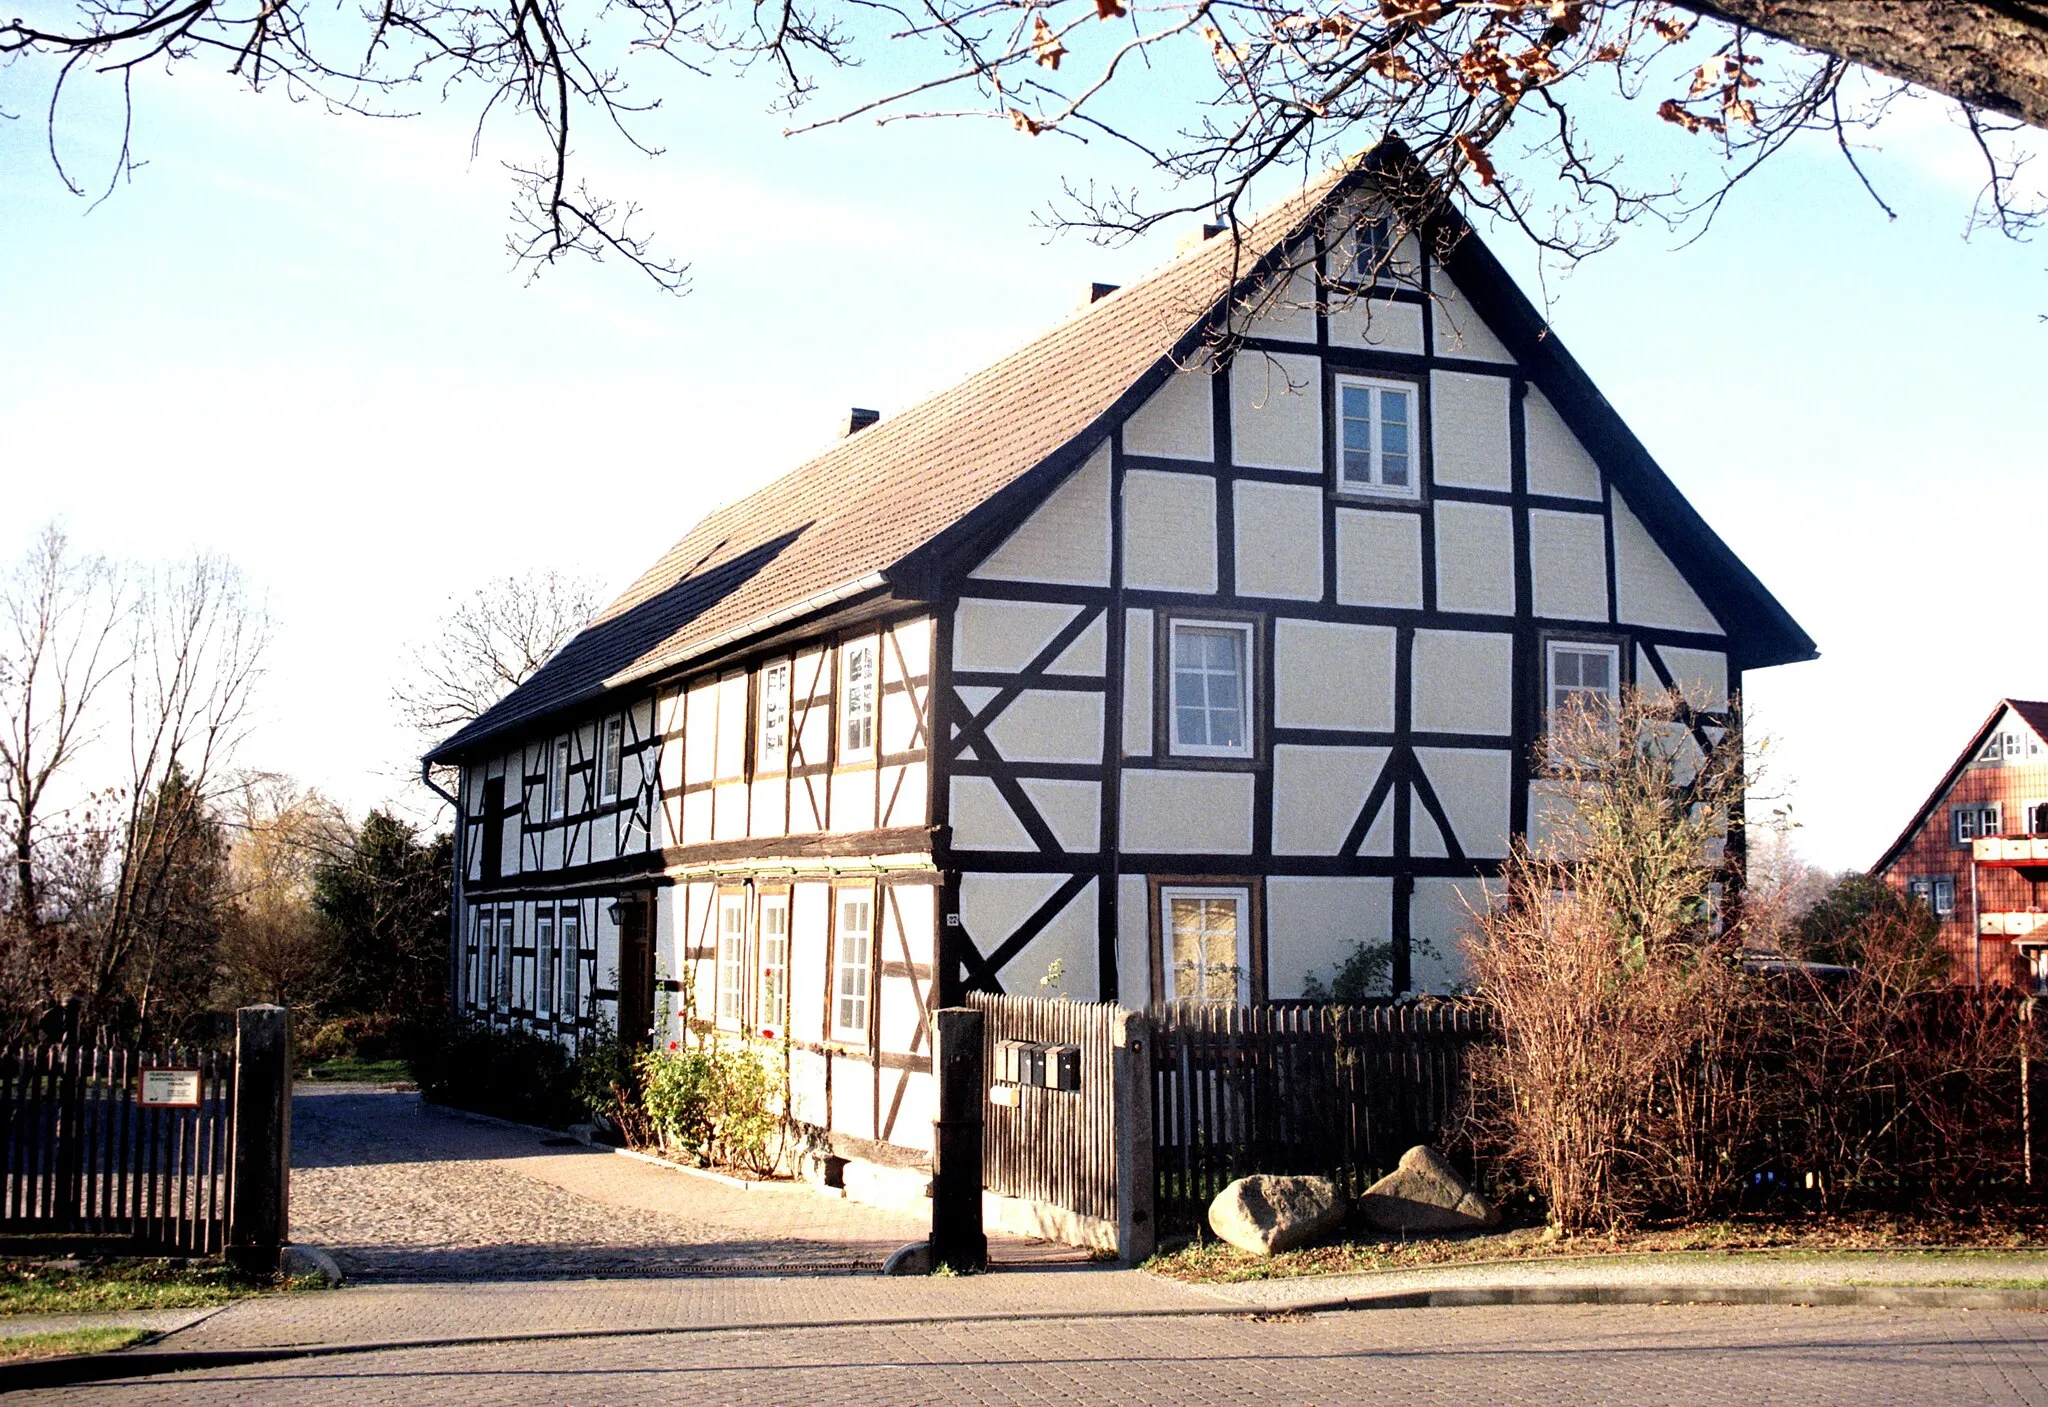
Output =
[
  {"x1": 758, "y1": 661, "x2": 791, "y2": 773},
  {"x1": 2029, "y1": 801, "x2": 2048, "y2": 836},
  {"x1": 535, "y1": 907, "x2": 556, "y2": 1018},
  {"x1": 1980, "y1": 728, "x2": 2041, "y2": 764},
  {"x1": 559, "y1": 906, "x2": 582, "y2": 1022},
  {"x1": 548, "y1": 737, "x2": 570, "y2": 819},
  {"x1": 600, "y1": 716, "x2": 624, "y2": 804},
  {"x1": 495, "y1": 906, "x2": 515, "y2": 1012},
  {"x1": 1168, "y1": 619, "x2": 1254, "y2": 759},
  {"x1": 1905, "y1": 877, "x2": 1957, "y2": 917},
  {"x1": 832, "y1": 888, "x2": 875, "y2": 1042},
  {"x1": 840, "y1": 639, "x2": 877, "y2": 759},
  {"x1": 1546, "y1": 641, "x2": 1621, "y2": 727},
  {"x1": 1160, "y1": 886, "x2": 1251, "y2": 1004},
  {"x1": 469, "y1": 908, "x2": 487, "y2": 1010},
  {"x1": 1953, "y1": 802, "x2": 2003, "y2": 845},
  {"x1": 1335, "y1": 375, "x2": 1417, "y2": 498},
  {"x1": 716, "y1": 892, "x2": 748, "y2": 1027},
  {"x1": 757, "y1": 893, "x2": 790, "y2": 1038}
]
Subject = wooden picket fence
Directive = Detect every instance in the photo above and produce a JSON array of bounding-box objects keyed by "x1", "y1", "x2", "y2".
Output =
[
  {"x1": 0, "y1": 1041, "x2": 237, "y2": 1255},
  {"x1": 967, "y1": 993, "x2": 1123, "y2": 1230},
  {"x1": 1149, "y1": 1000, "x2": 1491, "y2": 1236}
]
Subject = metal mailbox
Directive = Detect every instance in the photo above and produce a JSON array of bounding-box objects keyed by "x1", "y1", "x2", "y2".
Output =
[{"x1": 992, "y1": 1039, "x2": 1080, "y2": 1093}]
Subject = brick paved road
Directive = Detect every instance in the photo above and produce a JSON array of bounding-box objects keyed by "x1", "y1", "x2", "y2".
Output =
[
  {"x1": 33, "y1": 1304, "x2": 2048, "y2": 1405},
  {"x1": 291, "y1": 1087, "x2": 1071, "y2": 1281}
]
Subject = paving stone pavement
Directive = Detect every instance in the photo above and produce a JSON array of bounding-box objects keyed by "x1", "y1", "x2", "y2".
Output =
[
  {"x1": 289, "y1": 1086, "x2": 1074, "y2": 1281},
  {"x1": 28, "y1": 1303, "x2": 2048, "y2": 1405}
]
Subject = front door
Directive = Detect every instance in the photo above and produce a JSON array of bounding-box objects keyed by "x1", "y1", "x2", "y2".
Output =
[{"x1": 617, "y1": 895, "x2": 654, "y2": 1049}]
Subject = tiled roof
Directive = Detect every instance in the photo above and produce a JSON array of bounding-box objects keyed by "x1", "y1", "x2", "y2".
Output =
[
  {"x1": 1871, "y1": 698, "x2": 2048, "y2": 874},
  {"x1": 426, "y1": 169, "x2": 1345, "y2": 761}
]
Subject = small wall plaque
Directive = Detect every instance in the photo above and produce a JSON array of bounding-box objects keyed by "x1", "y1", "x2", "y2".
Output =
[{"x1": 138, "y1": 1069, "x2": 202, "y2": 1108}]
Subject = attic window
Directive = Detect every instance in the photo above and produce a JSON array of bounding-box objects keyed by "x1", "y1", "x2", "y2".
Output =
[
  {"x1": 1979, "y1": 727, "x2": 2040, "y2": 764},
  {"x1": 1350, "y1": 214, "x2": 1395, "y2": 284},
  {"x1": 1335, "y1": 375, "x2": 1416, "y2": 499},
  {"x1": 1546, "y1": 641, "x2": 1620, "y2": 732}
]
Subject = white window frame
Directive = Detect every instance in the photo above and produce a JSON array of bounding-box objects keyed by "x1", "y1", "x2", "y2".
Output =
[
  {"x1": 535, "y1": 907, "x2": 555, "y2": 1019},
  {"x1": 1932, "y1": 877, "x2": 1957, "y2": 917},
  {"x1": 1545, "y1": 640, "x2": 1622, "y2": 735},
  {"x1": 716, "y1": 891, "x2": 749, "y2": 1029},
  {"x1": 1159, "y1": 885, "x2": 1252, "y2": 1004},
  {"x1": 548, "y1": 737, "x2": 570, "y2": 819},
  {"x1": 758, "y1": 661, "x2": 791, "y2": 774},
  {"x1": 2028, "y1": 800, "x2": 2048, "y2": 836},
  {"x1": 1954, "y1": 802, "x2": 2003, "y2": 845},
  {"x1": 560, "y1": 906, "x2": 583, "y2": 1022},
  {"x1": 839, "y1": 638, "x2": 878, "y2": 761},
  {"x1": 599, "y1": 716, "x2": 624, "y2": 804},
  {"x1": 1167, "y1": 618, "x2": 1255, "y2": 760},
  {"x1": 832, "y1": 887, "x2": 875, "y2": 1043},
  {"x1": 495, "y1": 905, "x2": 515, "y2": 1013},
  {"x1": 1333, "y1": 374, "x2": 1419, "y2": 500},
  {"x1": 757, "y1": 892, "x2": 790, "y2": 1039}
]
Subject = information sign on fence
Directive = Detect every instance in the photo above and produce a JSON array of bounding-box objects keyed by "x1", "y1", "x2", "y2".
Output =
[{"x1": 138, "y1": 1069, "x2": 203, "y2": 1108}]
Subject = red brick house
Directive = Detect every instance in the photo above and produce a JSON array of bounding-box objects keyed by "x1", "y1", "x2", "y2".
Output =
[{"x1": 1872, "y1": 699, "x2": 2048, "y2": 990}]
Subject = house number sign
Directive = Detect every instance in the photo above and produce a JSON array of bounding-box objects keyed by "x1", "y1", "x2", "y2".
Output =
[{"x1": 138, "y1": 1069, "x2": 203, "y2": 1108}]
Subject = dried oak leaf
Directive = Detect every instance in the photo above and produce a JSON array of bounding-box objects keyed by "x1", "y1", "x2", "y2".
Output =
[
  {"x1": 1031, "y1": 14, "x2": 1067, "y2": 69},
  {"x1": 1650, "y1": 15, "x2": 1690, "y2": 41},
  {"x1": 1010, "y1": 108, "x2": 1046, "y2": 134},
  {"x1": 1366, "y1": 47, "x2": 1421, "y2": 81},
  {"x1": 1456, "y1": 133, "x2": 1498, "y2": 187},
  {"x1": 1095, "y1": 0, "x2": 1126, "y2": 16},
  {"x1": 1379, "y1": 0, "x2": 1447, "y2": 24}
]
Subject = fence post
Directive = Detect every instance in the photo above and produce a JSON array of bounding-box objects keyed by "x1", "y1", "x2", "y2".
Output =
[
  {"x1": 227, "y1": 1004, "x2": 292, "y2": 1277},
  {"x1": 930, "y1": 1006, "x2": 987, "y2": 1273},
  {"x1": 1112, "y1": 1007, "x2": 1156, "y2": 1266}
]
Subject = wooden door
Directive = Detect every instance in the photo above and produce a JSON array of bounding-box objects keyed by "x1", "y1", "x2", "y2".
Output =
[{"x1": 618, "y1": 895, "x2": 654, "y2": 1049}]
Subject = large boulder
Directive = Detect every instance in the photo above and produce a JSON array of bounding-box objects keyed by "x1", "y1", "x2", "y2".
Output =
[
  {"x1": 1207, "y1": 1174, "x2": 1347, "y2": 1255},
  {"x1": 1356, "y1": 1146, "x2": 1499, "y2": 1234}
]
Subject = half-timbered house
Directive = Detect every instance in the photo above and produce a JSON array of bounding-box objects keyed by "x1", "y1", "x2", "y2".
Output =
[
  {"x1": 1872, "y1": 698, "x2": 2048, "y2": 991},
  {"x1": 425, "y1": 148, "x2": 1816, "y2": 1197}
]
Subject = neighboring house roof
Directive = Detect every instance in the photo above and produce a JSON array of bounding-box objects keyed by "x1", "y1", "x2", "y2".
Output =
[
  {"x1": 427, "y1": 146, "x2": 1817, "y2": 765},
  {"x1": 1870, "y1": 698, "x2": 2048, "y2": 874}
]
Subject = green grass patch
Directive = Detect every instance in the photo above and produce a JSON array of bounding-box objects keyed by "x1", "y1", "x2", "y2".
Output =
[
  {"x1": 0, "y1": 1327, "x2": 152, "y2": 1362},
  {"x1": 300, "y1": 1058, "x2": 412, "y2": 1084},
  {"x1": 0, "y1": 1259, "x2": 279, "y2": 1317}
]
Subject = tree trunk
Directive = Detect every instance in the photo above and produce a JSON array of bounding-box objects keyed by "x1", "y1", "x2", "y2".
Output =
[{"x1": 1681, "y1": 0, "x2": 2048, "y2": 130}]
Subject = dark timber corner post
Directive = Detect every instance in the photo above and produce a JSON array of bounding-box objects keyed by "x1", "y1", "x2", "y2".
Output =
[
  {"x1": 228, "y1": 1004, "x2": 292, "y2": 1277},
  {"x1": 930, "y1": 1006, "x2": 987, "y2": 1273}
]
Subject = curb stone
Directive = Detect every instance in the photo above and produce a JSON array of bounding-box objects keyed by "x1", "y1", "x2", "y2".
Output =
[{"x1": 6, "y1": 1281, "x2": 2048, "y2": 1393}]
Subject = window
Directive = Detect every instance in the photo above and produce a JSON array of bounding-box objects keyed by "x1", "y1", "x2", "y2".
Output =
[
  {"x1": 717, "y1": 893, "x2": 748, "y2": 1027},
  {"x1": 536, "y1": 909, "x2": 555, "y2": 1018},
  {"x1": 757, "y1": 894, "x2": 790, "y2": 1038},
  {"x1": 1546, "y1": 641, "x2": 1621, "y2": 725},
  {"x1": 1349, "y1": 214, "x2": 1395, "y2": 285},
  {"x1": 495, "y1": 906, "x2": 514, "y2": 1012},
  {"x1": 600, "y1": 717, "x2": 624, "y2": 804},
  {"x1": 1933, "y1": 877, "x2": 1956, "y2": 917},
  {"x1": 1953, "y1": 803, "x2": 2003, "y2": 845},
  {"x1": 1169, "y1": 619, "x2": 1254, "y2": 759},
  {"x1": 833, "y1": 890, "x2": 874, "y2": 1041},
  {"x1": 469, "y1": 909, "x2": 487, "y2": 1009},
  {"x1": 1160, "y1": 886, "x2": 1250, "y2": 1004},
  {"x1": 1978, "y1": 728, "x2": 2041, "y2": 763},
  {"x1": 758, "y1": 662, "x2": 791, "y2": 773},
  {"x1": 840, "y1": 641, "x2": 876, "y2": 758},
  {"x1": 548, "y1": 738, "x2": 570, "y2": 818},
  {"x1": 560, "y1": 908, "x2": 582, "y2": 1021},
  {"x1": 2030, "y1": 801, "x2": 2048, "y2": 836},
  {"x1": 1335, "y1": 376, "x2": 1416, "y2": 497}
]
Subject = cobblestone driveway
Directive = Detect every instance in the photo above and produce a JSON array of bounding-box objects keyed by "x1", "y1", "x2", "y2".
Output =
[
  {"x1": 38, "y1": 1304, "x2": 2048, "y2": 1405},
  {"x1": 290, "y1": 1086, "x2": 1002, "y2": 1281}
]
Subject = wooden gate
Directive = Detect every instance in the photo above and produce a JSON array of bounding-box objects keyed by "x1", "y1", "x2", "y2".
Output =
[
  {"x1": 1150, "y1": 1000, "x2": 1490, "y2": 1236},
  {"x1": 0, "y1": 1039, "x2": 237, "y2": 1255}
]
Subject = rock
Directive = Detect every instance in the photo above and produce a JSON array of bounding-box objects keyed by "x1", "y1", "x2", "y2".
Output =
[
  {"x1": 1206, "y1": 1175, "x2": 1347, "y2": 1256},
  {"x1": 882, "y1": 1241, "x2": 931, "y2": 1276},
  {"x1": 1356, "y1": 1146, "x2": 1499, "y2": 1234}
]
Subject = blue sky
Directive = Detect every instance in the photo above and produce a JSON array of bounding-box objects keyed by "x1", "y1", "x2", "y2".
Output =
[{"x1": 3, "y1": 37, "x2": 2043, "y2": 870}]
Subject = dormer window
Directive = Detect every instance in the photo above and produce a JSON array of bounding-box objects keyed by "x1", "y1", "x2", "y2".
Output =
[{"x1": 1335, "y1": 376, "x2": 1416, "y2": 499}]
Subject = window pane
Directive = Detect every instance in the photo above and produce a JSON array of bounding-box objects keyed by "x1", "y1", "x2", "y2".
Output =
[
  {"x1": 1341, "y1": 448, "x2": 1373, "y2": 483},
  {"x1": 1581, "y1": 652, "x2": 1610, "y2": 690},
  {"x1": 1380, "y1": 453, "x2": 1408, "y2": 488},
  {"x1": 1342, "y1": 416, "x2": 1372, "y2": 452},
  {"x1": 1341, "y1": 385, "x2": 1372, "y2": 420}
]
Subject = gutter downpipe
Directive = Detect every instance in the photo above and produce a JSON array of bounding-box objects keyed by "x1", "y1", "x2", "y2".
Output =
[{"x1": 422, "y1": 758, "x2": 464, "y2": 1022}]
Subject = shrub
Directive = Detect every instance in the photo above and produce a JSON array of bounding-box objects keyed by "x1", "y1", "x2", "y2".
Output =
[
  {"x1": 410, "y1": 1018, "x2": 579, "y2": 1127},
  {"x1": 306, "y1": 1013, "x2": 411, "y2": 1064},
  {"x1": 632, "y1": 1040, "x2": 779, "y2": 1173}
]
